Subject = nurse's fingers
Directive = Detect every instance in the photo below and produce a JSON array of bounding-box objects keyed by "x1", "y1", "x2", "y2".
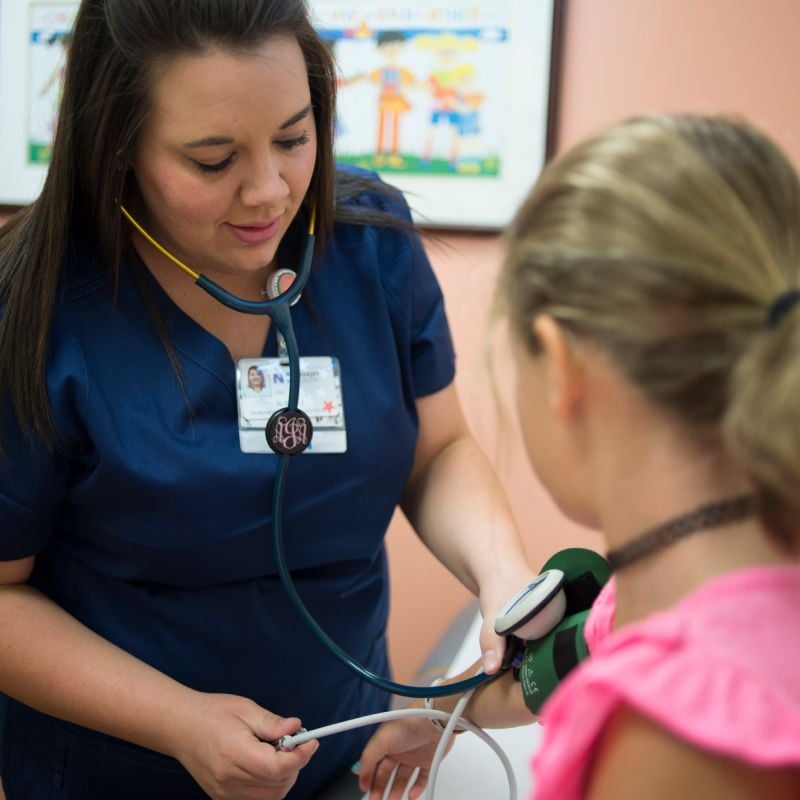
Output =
[
  {"x1": 239, "y1": 736, "x2": 319, "y2": 784},
  {"x1": 479, "y1": 615, "x2": 507, "y2": 675},
  {"x1": 253, "y1": 712, "x2": 306, "y2": 745}
]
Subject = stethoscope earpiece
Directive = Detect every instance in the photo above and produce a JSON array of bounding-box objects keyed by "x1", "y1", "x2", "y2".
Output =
[{"x1": 264, "y1": 268, "x2": 301, "y2": 306}]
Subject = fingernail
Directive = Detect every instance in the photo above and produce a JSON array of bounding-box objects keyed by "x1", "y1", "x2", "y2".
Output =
[
  {"x1": 483, "y1": 649, "x2": 498, "y2": 672},
  {"x1": 351, "y1": 760, "x2": 360, "y2": 774}
]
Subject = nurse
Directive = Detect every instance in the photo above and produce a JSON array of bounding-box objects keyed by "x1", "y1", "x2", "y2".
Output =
[{"x1": 0, "y1": 1, "x2": 534, "y2": 798}]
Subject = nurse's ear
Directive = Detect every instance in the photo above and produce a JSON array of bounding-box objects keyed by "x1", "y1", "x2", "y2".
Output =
[{"x1": 531, "y1": 315, "x2": 586, "y2": 422}]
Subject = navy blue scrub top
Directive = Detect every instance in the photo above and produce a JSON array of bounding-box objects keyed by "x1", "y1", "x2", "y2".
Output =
[{"x1": 0, "y1": 172, "x2": 456, "y2": 799}]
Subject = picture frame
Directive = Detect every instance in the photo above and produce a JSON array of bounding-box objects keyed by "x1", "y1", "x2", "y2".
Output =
[
  {"x1": 0, "y1": 0, "x2": 564, "y2": 230},
  {"x1": 0, "y1": 0, "x2": 79, "y2": 207},
  {"x1": 310, "y1": 0, "x2": 563, "y2": 229}
]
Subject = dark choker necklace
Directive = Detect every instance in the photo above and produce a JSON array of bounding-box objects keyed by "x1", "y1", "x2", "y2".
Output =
[{"x1": 606, "y1": 495, "x2": 755, "y2": 571}]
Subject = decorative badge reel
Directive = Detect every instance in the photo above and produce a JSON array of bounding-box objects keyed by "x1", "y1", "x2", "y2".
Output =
[{"x1": 266, "y1": 408, "x2": 313, "y2": 455}]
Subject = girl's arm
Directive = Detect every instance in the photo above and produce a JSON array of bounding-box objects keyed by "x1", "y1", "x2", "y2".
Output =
[
  {"x1": 357, "y1": 661, "x2": 536, "y2": 799},
  {"x1": 424, "y1": 660, "x2": 537, "y2": 729}
]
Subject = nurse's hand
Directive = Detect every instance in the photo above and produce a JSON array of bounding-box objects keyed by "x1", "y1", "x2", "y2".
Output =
[
  {"x1": 357, "y1": 709, "x2": 449, "y2": 800},
  {"x1": 173, "y1": 692, "x2": 318, "y2": 800},
  {"x1": 478, "y1": 566, "x2": 540, "y2": 674}
]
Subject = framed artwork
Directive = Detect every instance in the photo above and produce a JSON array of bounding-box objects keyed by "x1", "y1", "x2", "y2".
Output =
[
  {"x1": 311, "y1": 0, "x2": 562, "y2": 229},
  {"x1": 0, "y1": 0, "x2": 563, "y2": 230},
  {"x1": 0, "y1": 0, "x2": 79, "y2": 206}
]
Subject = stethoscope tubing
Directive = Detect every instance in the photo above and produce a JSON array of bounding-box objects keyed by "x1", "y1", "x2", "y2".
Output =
[
  {"x1": 222, "y1": 237, "x2": 497, "y2": 696},
  {"x1": 121, "y1": 204, "x2": 498, "y2": 698},
  {"x1": 271, "y1": 452, "x2": 496, "y2": 698},
  {"x1": 194, "y1": 232, "x2": 314, "y2": 410},
  {"x1": 278, "y1": 707, "x2": 517, "y2": 800}
]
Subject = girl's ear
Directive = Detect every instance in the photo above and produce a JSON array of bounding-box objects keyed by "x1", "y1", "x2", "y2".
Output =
[{"x1": 532, "y1": 315, "x2": 586, "y2": 421}]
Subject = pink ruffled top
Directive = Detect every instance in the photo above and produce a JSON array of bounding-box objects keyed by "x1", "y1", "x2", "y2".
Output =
[{"x1": 531, "y1": 566, "x2": 800, "y2": 799}]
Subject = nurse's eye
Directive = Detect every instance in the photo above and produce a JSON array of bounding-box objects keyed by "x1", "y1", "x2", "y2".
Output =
[
  {"x1": 278, "y1": 133, "x2": 311, "y2": 151},
  {"x1": 193, "y1": 155, "x2": 235, "y2": 174}
]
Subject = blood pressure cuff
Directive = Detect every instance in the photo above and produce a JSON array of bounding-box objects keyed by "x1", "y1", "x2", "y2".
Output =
[
  {"x1": 518, "y1": 609, "x2": 591, "y2": 715},
  {"x1": 516, "y1": 547, "x2": 611, "y2": 714}
]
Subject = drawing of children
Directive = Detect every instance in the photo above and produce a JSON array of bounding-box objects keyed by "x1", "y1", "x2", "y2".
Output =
[{"x1": 368, "y1": 31, "x2": 416, "y2": 168}]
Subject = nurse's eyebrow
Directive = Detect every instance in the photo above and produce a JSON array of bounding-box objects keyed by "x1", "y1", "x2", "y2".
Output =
[
  {"x1": 182, "y1": 105, "x2": 312, "y2": 148},
  {"x1": 183, "y1": 136, "x2": 234, "y2": 149},
  {"x1": 279, "y1": 103, "x2": 313, "y2": 130}
]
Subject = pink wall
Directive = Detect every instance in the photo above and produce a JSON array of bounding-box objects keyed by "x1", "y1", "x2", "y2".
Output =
[
  {"x1": 556, "y1": 0, "x2": 800, "y2": 162},
  {"x1": 387, "y1": 0, "x2": 800, "y2": 682}
]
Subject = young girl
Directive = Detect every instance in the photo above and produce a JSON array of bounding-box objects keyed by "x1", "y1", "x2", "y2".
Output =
[{"x1": 357, "y1": 114, "x2": 800, "y2": 799}]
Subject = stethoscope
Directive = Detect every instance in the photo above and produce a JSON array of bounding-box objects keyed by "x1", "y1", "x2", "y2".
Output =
[
  {"x1": 118, "y1": 202, "x2": 588, "y2": 797},
  {"x1": 119, "y1": 203, "x2": 497, "y2": 701}
]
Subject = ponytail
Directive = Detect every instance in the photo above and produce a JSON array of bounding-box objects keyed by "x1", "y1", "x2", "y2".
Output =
[{"x1": 725, "y1": 304, "x2": 800, "y2": 546}]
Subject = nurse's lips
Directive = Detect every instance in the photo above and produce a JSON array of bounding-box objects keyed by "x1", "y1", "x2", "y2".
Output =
[{"x1": 226, "y1": 217, "x2": 281, "y2": 244}]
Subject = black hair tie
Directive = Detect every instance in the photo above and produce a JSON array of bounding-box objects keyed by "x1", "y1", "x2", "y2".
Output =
[{"x1": 765, "y1": 289, "x2": 800, "y2": 329}]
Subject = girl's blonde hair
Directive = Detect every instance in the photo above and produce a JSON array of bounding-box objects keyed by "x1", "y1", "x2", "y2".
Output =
[{"x1": 495, "y1": 114, "x2": 800, "y2": 545}]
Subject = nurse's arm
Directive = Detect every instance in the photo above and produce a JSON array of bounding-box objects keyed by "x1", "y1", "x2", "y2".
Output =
[
  {"x1": 0, "y1": 556, "x2": 316, "y2": 798},
  {"x1": 0, "y1": 555, "x2": 199, "y2": 754},
  {"x1": 399, "y1": 382, "x2": 536, "y2": 673}
]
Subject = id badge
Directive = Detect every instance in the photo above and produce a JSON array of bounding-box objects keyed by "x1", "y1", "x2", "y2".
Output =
[{"x1": 237, "y1": 357, "x2": 347, "y2": 454}]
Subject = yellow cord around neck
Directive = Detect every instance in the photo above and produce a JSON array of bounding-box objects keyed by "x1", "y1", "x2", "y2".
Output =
[
  {"x1": 119, "y1": 205, "x2": 200, "y2": 280},
  {"x1": 118, "y1": 204, "x2": 318, "y2": 282}
]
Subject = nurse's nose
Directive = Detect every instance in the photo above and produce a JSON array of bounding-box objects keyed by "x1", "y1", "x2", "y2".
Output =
[{"x1": 240, "y1": 151, "x2": 290, "y2": 209}]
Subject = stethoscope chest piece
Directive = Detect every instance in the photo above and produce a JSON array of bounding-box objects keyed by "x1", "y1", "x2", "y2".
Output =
[{"x1": 266, "y1": 408, "x2": 313, "y2": 455}]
